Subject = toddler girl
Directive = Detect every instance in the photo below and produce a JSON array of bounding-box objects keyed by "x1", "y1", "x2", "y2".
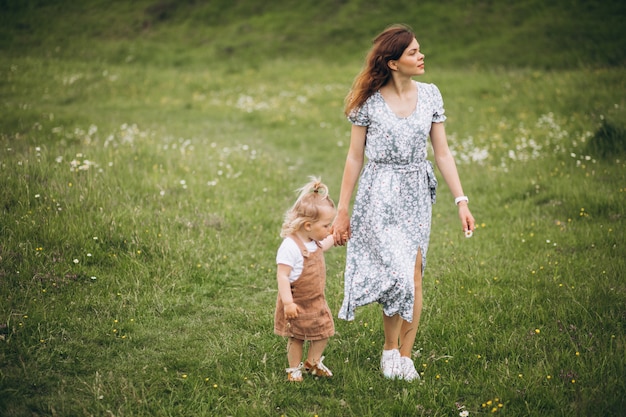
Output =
[{"x1": 274, "y1": 177, "x2": 336, "y2": 382}]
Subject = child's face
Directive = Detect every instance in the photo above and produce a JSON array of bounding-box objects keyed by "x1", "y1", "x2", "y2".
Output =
[{"x1": 306, "y1": 206, "x2": 335, "y2": 242}]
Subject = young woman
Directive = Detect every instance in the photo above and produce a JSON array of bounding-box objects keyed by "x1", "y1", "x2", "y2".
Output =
[
  {"x1": 333, "y1": 24, "x2": 475, "y2": 381},
  {"x1": 274, "y1": 177, "x2": 337, "y2": 381}
]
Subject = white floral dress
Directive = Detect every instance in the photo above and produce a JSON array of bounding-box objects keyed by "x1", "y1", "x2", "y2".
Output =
[{"x1": 338, "y1": 81, "x2": 445, "y2": 322}]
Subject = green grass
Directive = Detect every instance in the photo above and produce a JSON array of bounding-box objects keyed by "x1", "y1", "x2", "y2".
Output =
[{"x1": 1, "y1": 1, "x2": 626, "y2": 416}]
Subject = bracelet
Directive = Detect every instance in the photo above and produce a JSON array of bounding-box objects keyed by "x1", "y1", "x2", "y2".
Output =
[{"x1": 454, "y1": 196, "x2": 469, "y2": 205}]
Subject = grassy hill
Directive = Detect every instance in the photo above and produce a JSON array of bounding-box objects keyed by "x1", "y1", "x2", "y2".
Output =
[
  {"x1": 1, "y1": 1, "x2": 625, "y2": 416},
  {"x1": 1, "y1": 0, "x2": 625, "y2": 69}
]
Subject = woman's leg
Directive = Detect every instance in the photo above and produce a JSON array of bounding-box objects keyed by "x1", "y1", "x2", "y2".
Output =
[
  {"x1": 399, "y1": 250, "x2": 423, "y2": 357},
  {"x1": 383, "y1": 313, "x2": 403, "y2": 350},
  {"x1": 287, "y1": 337, "x2": 304, "y2": 368}
]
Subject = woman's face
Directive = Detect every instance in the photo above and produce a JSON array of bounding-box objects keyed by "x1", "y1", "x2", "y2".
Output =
[{"x1": 393, "y1": 38, "x2": 425, "y2": 76}]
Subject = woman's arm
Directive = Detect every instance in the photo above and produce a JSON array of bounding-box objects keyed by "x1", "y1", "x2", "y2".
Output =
[
  {"x1": 333, "y1": 124, "x2": 367, "y2": 245},
  {"x1": 430, "y1": 122, "x2": 475, "y2": 232},
  {"x1": 277, "y1": 264, "x2": 298, "y2": 319}
]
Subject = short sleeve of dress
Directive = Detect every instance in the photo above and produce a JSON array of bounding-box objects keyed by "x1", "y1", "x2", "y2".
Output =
[
  {"x1": 347, "y1": 100, "x2": 370, "y2": 126},
  {"x1": 430, "y1": 83, "x2": 446, "y2": 123}
]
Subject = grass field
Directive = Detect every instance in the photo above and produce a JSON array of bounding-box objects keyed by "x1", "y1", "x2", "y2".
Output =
[{"x1": 1, "y1": 1, "x2": 625, "y2": 416}]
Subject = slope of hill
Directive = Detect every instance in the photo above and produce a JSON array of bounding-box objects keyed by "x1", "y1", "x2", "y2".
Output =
[{"x1": 1, "y1": 0, "x2": 625, "y2": 69}]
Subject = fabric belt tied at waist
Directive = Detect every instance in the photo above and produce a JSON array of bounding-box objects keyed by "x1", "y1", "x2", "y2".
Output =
[{"x1": 368, "y1": 159, "x2": 438, "y2": 204}]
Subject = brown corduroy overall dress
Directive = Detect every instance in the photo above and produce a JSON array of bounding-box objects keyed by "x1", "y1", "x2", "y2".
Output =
[{"x1": 274, "y1": 236, "x2": 335, "y2": 341}]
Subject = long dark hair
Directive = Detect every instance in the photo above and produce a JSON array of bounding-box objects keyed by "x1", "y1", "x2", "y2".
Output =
[{"x1": 344, "y1": 24, "x2": 415, "y2": 116}]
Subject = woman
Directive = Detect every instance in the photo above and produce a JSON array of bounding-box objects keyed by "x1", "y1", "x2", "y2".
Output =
[{"x1": 333, "y1": 24, "x2": 475, "y2": 381}]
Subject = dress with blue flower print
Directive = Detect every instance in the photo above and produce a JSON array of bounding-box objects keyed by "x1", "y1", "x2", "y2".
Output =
[{"x1": 338, "y1": 81, "x2": 445, "y2": 322}]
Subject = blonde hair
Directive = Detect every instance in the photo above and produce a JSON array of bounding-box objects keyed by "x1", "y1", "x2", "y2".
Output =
[{"x1": 280, "y1": 177, "x2": 336, "y2": 238}]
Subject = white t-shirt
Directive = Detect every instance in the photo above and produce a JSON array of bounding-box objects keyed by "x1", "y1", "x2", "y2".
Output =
[{"x1": 276, "y1": 237, "x2": 320, "y2": 283}]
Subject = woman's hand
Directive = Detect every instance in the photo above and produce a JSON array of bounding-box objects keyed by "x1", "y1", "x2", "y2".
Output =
[
  {"x1": 283, "y1": 302, "x2": 299, "y2": 319},
  {"x1": 332, "y1": 210, "x2": 351, "y2": 246},
  {"x1": 457, "y1": 202, "x2": 475, "y2": 234}
]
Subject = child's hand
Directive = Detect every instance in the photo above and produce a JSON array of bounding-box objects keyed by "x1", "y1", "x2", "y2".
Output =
[{"x1": 284, "y1": 302, "x2": 299, "y2": 319}]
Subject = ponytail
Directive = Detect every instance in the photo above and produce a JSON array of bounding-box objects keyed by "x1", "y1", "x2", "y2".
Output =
[{"x1": 280, "y1": 177, "x2": 335, "y2": 238}]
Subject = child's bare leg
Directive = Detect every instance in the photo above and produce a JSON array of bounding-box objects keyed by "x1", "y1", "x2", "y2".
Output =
[
  {"x1": 287, "y1": 337, "x2": 304, "y2": 368},
  {"x1": 306, "y1": 338, "x2": 329, "y2": 365}
]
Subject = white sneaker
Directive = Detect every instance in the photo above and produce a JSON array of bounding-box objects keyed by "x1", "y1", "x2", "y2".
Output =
[
  {"x1": 399, "y1": 356, "x2": 421, "y2": 382},
  {"x1": 380, "y1": 349, "x2": 401, "y2": 379}
]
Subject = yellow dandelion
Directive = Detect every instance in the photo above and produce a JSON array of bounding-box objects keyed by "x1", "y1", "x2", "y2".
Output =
[{"x1": 535, "y1": 329, "x2": 540, "y2": 334}]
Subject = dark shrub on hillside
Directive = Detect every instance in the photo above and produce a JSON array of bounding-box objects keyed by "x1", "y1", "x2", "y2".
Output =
[{"x1": 586, "y1": 120, "x2": 626, "y2": 158}]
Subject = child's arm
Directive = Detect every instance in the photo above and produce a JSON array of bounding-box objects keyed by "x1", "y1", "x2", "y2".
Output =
[
  {"x1": 319, "y1": 234, "x2": 336, "y2": 252},
  {"x1": 277, "y1": 263, "x2": 299, "y2": 319}
]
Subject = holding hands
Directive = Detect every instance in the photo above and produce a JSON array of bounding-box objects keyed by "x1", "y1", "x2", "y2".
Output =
[{"x1": 332, "y1": 210, "x2": 351, "y2": 246}]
